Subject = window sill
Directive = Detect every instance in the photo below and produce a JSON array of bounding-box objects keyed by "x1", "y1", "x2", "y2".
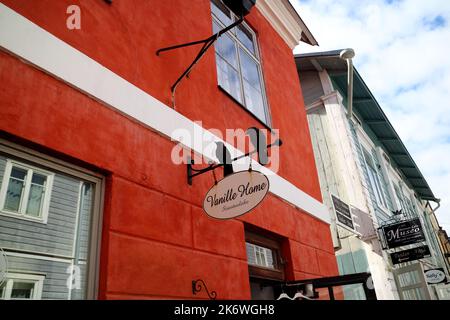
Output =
[
  {"x1": 0, "y1": 210, "x2": 47, "y2": 224},
  {"x1": 217, "y1": 85, "x2": 273, "y2": 132},
  {"x1": 248, "y1": 265, "x2": 284, "y2": 281}
]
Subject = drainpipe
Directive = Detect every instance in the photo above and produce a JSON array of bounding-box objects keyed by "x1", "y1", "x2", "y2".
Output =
[{"x1": 340, "y1": 49, "x2": 355, "y2": 119}]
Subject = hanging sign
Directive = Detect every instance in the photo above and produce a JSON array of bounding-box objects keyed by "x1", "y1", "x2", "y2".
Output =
[
  {"x1": 331, "y1": 195, "x2": 355, "y2": 231},
  {"x1": 390, "y1": 245, "x2": 431, "y2": 265},
  {"x1": 381, "y1": 218, "x2": 426, "y2": 249},
  {"x1": 424, "y1": 268, "x2": 447, "y2": 284},
  {"x1": 203, "y1": 170, "x2": 269, "y2": 220}
]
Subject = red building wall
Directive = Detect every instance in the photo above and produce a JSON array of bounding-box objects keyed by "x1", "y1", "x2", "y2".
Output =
[{"x1": 0, "y1": 0, "x2": 338, "y2": 299}]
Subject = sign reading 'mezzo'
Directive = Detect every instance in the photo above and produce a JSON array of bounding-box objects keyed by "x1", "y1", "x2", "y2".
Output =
[
  {"x1": 381, "y1": 218, "x2": 426, "y2": 249},
  {"x1": 203, "y1": 171, "x2": 269, "y2": 219}
]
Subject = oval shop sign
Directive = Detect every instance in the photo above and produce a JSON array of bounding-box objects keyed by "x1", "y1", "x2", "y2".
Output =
[
  {"x1": 203, "y1": 170, "x2": 269, "y2": 220},
  {"x1": 424, "y1": 268, "x2": 446, "y2": 284}
]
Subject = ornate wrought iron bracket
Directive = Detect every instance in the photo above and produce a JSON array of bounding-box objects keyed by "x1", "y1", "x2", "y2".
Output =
[
  {"x1": 187, "y1": 139, "x2": 282, "y2": 185},
  {"x1": 192, "y1": 279, "x2": 217, "y2": 300}
]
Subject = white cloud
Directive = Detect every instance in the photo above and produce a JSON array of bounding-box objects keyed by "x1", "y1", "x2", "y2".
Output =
[{"x1": 291, "y1": 0, "x2": 450, "y2": 231}]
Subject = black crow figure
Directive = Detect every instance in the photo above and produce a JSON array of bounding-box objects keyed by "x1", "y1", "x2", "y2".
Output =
[
  {"x1": 246, "y1": 127, "x2": 269, "y2": 165},
  {"x1": 215, "y1": 141, "x2": 234, "y2": 177}
]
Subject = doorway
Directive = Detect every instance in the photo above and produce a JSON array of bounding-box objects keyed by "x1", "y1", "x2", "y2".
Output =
[{"x1": 393, "y1": 263, "x2": 431, "y2": 300}]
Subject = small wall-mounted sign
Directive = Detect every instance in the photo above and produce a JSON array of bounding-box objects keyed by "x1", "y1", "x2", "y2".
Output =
[
  {"x1": 424, "y1": 268, "x2": 447, "y2": 284},
  {"x1": 381, "y1": 218, "x2": 426, "y2": 249},
  {"x1": 203, "y1": 170, "x2": 269, "y2": 220},
  {"x1": 390, "y1": 245, "x2": 431, "y2": 265},
  {"x1": 331, "y1": 195, "x2": 355, "y2": 231}
]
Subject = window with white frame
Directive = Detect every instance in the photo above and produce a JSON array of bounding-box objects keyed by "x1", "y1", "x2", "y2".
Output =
[
  {"x1": 404, "y1": 197, "x2": 415, "y2": 217},
  {"x1": 394, "y1": 184, "x2": 409, "y2": 216},
  {"x1": 211, "y1": 0, "x2": 270, "y2": 125},
  {"x1": 0, "y1": 160, "x2": 53, "y2": 221},
  {"x1": 409, "y1": 195, "x2": 420, "y2": 217},
  {"x1": 362, "y1": 149, "x2": 387, "y2": 209},
  {"x1": 246, "y1": 242, "x2": 275, "y2": 269},
  {"x1": 0, "y1": 273, "x2": 44, "y2": 300}
]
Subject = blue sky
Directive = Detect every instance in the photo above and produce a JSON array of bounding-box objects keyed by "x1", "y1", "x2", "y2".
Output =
[{"x1": 291, "y1": 0, "x2": 450, "y2": 232}]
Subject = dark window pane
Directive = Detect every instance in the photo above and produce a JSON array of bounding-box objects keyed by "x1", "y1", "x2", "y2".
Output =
[
  {"x1": 4, "y1": 178, "x2": 24, "y2": 212},
  {"x1": 239, "y1": 49, "x2": 266, "y2": 121},
  {"x1": 11, "y1": 282, "x2": 34, "y2": 299},
  {"x1": 26, "y1": 184, "x2": 44, "y2": 217},
  {"x1": 243, "y1": 80, "x2": 266, "y2": 122},
  {"x1": 214, "y1": 24, "x2": 238, "y2": 68},
  {"x1": 237, "y1": 25, "x2": 255, "y2": 54},
  {"x1": 211, "y1": 0, "x2": 233, "y2": 27},
  {"x1": 216, "y1": 54, "x2": 242, "y2": 103},
  {"x1": 10, "y1": 167, "x2": 27, "y2": 180},
  {"x1": 31, "y1": 173, "x2": 46, "y2": 186},
  {"x1": 239, "y1": 49, "x2": 261, "y2": 88}
]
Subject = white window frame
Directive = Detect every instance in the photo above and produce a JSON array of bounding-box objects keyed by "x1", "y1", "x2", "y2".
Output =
[
  {"x1": 362, "y1": 148, "x2": 389, "y2": 212},
  {"x1": 375, "y1": 147, "x2": 403, "y2": 213},
  {"x1": 0, "y1": 273, "x2": 45, "y2": 300},
  {"x1": 211, "y1": 0, "x2": 271, "y2": 126},
  {"x1": 0, "y1": 159, "x2": 54, "y2": 224},
  {"x1": 394, "y1": 183, "x2": 408, "y2": 215},
  {"x1": 356, "y1": 129, "x2": 392, "y2": 216},
  {"x1": 254, "y1": 245, "x2": 268, "y2": 266},
  {"x1": 246, "y1": 242, "x2": 275, "y2": 269}
]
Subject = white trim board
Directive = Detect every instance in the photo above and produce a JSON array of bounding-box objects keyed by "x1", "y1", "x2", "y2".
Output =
[
  {"x1": 256, "y1": 0, "x2": 318, "y2": 48},
  {"x1": 4, "y1": 250, "x2": 71, "y2": 264},
  {"x1": 0, "y1": 3, "x2": 330, "y2": 224}
]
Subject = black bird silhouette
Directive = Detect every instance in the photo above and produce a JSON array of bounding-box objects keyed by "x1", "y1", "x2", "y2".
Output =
[
  {"x1": 246, "y1": 127, "x2": 269, "y2": 165},
  {"x1": 215, "y1": 142, "x2": 234, "y2": 177}
]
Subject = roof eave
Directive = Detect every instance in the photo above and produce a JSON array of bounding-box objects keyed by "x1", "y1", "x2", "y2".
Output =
[{"x1": 256, "y1": 0, "x2": 318, "y2": 49}]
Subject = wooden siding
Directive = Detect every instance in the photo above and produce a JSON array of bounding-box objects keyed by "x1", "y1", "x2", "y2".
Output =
[
  {"x1": 5, "y1": 254, "x2": 71, "y2": 300},
  {"x1": 299, "y1": 71, "x2": 325, "y2": 105},
  {"x1": 0, "y1": 153, "x2": 95, "y2": 300}
]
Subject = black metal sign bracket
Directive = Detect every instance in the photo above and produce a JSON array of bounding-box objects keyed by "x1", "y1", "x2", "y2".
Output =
[
  {"x1": 192, "y1": 279, "x2": 217, "y2": 300},
  {"x1": 156, "y1": 17, "x2": 244, "y2": 108},
  {"x1": 187, "y1": 138, "x2": 282, "y2": 185}
]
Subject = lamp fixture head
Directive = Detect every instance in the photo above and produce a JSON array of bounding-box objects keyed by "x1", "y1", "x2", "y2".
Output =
[
  {"x1": 340, "y1": 48, "x2": 355, "y2": 60},
  {"x1": 223, "y1": 0, "x2": 257, "y2": 17}
]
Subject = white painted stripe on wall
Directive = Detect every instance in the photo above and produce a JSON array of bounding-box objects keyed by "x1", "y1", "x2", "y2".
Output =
[{"x1": 0, "y1": 3, "x2": 330, "y2": 224}]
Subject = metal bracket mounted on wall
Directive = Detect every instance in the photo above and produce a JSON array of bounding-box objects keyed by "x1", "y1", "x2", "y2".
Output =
[
  {"x1": 192, "y1": 279, "x2": 217, "y2": 300},
  {"x1": 187, "y1": 138, "x2": 282, "y2": 185},
  {"x1": 156, "y1": 17, "x2": 244, "y2": 108}
]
